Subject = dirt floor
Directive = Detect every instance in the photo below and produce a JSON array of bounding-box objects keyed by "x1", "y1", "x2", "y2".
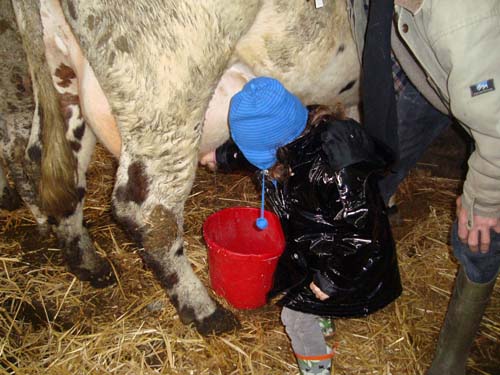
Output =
[{"x1": 1, "y1": 123, "x2": 499, "y2": 374}]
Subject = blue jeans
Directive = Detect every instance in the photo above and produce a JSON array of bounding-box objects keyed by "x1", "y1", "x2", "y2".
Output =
[
  {"x1": 377, "y1": 81, "x2": 451, "y2": 204},
  {"x1": 452, "y1": 222, "x2": 500, "y2": 283}
]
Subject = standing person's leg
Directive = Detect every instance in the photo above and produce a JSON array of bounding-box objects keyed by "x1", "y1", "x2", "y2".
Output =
[
  {"x1": 281, "y1": 307, "x2": 334, "y2": 375},
  {"x1": 427, "y1": 224, "x2": 500, "y2": 375},
  {"x1": 378, "y1": 80, "x2": 451, "y2": 205}
]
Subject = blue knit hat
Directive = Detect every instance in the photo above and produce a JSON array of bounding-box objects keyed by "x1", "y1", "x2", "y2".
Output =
[
  {"x1": 229, "y1": 77, "x2": 308, "y2": 230},
  {"x1": 229, "y1": 77, "x2": 308, "y2": 170}
]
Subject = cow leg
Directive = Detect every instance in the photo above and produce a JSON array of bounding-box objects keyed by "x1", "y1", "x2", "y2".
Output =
[
  {"x1": 8, "y1": 0, "x2": 114, "y2": 287},
  {"x1": 51, "y1": 115, "x2": 115, "y2": 288},
  {"x1": 0, "y1": 0, "x2": 44, "y2": 219},
  {"x1": 61, "y1": 0, "x2": 261, "y2": 334},
  {"x1": 0, "y1": 156, "x2": 22, "y2": 211},
  {"x1": 0, "y1": 162, "x2": 14, "y2": 209},
  {"x1": 112, "y1": 154, "x2": 238, "y2": 335},
  {"x1": 40, "y1": 6, "x2": 115, "y2": 287},
  {"x1": 0, "y1": 108, "x2": 49, "y2": 233},
  {"x1": 0, "y1": 1, "x2": 27, "y2": 212}
]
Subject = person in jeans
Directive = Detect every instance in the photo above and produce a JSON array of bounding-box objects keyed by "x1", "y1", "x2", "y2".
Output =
[{"x1": 346, "y1": 0, "x2": 500, "y2": 373}]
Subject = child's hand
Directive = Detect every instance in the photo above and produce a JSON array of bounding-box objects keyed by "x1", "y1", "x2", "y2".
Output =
[
  {"x1": 199, "y1": 151, "x2": 217, "y2": 171},
  {"x1": 310, "y1": 282, "x2": 329, "y2": 301}
]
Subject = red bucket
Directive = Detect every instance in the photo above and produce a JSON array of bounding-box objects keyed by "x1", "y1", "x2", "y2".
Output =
[{"x1": 203, "y1": 207, "x2": 285, "y2": 309}]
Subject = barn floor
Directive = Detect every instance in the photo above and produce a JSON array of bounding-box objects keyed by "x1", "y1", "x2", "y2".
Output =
[{"x1": 1, "y1": 126, "x2": 499, "y2": 375}]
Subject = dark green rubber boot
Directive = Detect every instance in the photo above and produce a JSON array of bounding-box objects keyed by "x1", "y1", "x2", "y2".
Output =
[{"x1": 427, "y1": 267, "x2": 497, "y2": 375}]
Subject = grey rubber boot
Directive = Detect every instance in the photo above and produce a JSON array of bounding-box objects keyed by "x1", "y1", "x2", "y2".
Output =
[{"x1": 427, "y1": 267, "x2": 497, "y2": 375}]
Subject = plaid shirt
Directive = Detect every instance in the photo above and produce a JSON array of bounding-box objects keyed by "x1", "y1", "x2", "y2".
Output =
[{"x1": 391, "y1": 54, "x2": 409, "y2": 100}]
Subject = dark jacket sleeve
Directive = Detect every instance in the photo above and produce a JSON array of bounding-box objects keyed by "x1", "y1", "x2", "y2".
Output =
[{"x1": 215, "y1": 138, "x2": 256, "y2": 173}]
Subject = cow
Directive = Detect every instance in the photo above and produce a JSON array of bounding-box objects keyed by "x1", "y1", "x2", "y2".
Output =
[{"x1": 0, "y1": 0, "x2": 360, "y2": 335}]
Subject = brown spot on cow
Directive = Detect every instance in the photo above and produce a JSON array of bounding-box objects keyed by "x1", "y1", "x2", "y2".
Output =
[
  {"x1": 86, "y1": 15, "x2": 95, "y2": 30},
  {"x1": 66, "y1": 0, "x2": 78, "y2": 20},
  {"x1": 73, "y1": 124, "x2": 85, "y2": 140},
  {"x1": 12, "y1": 138, "x2": 27, "y2": 161},
  {"x1": 11, "y1": 72, "x2": 33, "y2": 99},
  {"x1": 54, "y1": 64, "x2": 76, "y2": 88},
  {"x1": 69, "y1": 140, "x2": 81, "y2": 152},
  {"x1": 37, "y1": 104, "x2": 44, "y2": 129},
  {"x1": 0, "y1": 19, "x2": 11, "y2": 34},
  {"x1": 63, "y1": 105, "x2": 73, "y2": 122},
  {"x1": 175, "y1": 246, "x2": 184, "y2": 257},
  {"x1": 137, "y1": 206, "x2": 182, "y2": 298},
  {"x1": 7, "y1": 102, "x2": 18, "y2": 112},
  {"x1": 64, "y1": 236, "x2": 83, "y2": 269},
  {"x1": 179, "y1": 305, "x2": 197, "y2": 325},
  {"x1": 47, "y1": 216, "x2": 58, "y2": 226},
  {"x1": 114, "y1": 186, "x2": 126, "y2": 203},
  {"x1": 58, "y1": 93, "x2": 80, "y2": 123},
  {"x1": 115, "y1": 161, "x2": 149, "y2": 204},
  {"x1": 140, "y1": 251, "x2": 180, "y2": 291},
  {"x1": 27, "y1": 145, "x2": 42, "y2": 163},
  {"x1": 169, "y1": 294, "x2": 197, "y2": 324},
  {"x1": 337, "y1": 43, "x2": 345, "y2": 54},
  {"x1": 61, "y1": 204, "x2": 77, "y2": 218},
  {"x1": 0, "y1": 186, "x2": 22, "y2": 211},
  {"x1": 338, "y1": 79, "x2": 356, "y2": 95},
  {"x1": 164, "y1": 272, "x2": 180, "y2": 288},
  {"x1": 77, "y1": 187, "x2": 86, "y2": 202},
  {"x1": 61, "y1": 235, "x2": 115, "y2": 288},
  {"x1": 170, "y1": 294, "x2": 180, "y2": 310},
  {"x1": 108, "y1": 51, "x2": 116, "y2": 65},
  {"x1": 143, "y1": 205, "x2": 179, "y2": 251},
  {"x1": 11, "y1": 72, "x2": 31, "y2": 99},
  {"x1": 115, "y1": 36, "x2": 130, "y2": 53},
  {"x1": 97, "y1": 29, "x2": 112, "y2": 49}
]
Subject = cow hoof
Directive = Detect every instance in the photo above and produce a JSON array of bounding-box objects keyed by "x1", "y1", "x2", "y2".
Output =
[
  {"x1": 0, "y1": 187, "x2": 22, "y2": 211},
  {"x1": 68, "y1": 260, "x2": 116, "y2": 288},
  {"x1": 194, "y1": 302, "x2": 240, "y2": 336}
]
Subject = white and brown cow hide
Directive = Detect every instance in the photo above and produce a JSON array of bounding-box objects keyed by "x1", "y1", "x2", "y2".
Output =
[{"x1": 0, "y1": 0, "x2": 360, "y2": 335}]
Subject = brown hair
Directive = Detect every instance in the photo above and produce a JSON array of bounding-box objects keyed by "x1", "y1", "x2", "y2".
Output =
[{"x1": 269, "y1": 103, "x2": 346, "y2": 181}]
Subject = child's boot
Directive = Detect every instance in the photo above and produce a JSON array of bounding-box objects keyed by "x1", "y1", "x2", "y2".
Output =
[{"x1": 295, "y1": 350, "x2": 334, "y2": 375}]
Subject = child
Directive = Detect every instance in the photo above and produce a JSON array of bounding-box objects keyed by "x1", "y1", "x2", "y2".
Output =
[{"x1": 202, "y1": 77, "x2": 402, "y2": 374}]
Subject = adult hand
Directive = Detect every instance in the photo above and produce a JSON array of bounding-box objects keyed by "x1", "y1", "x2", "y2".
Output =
[
  {"x1": 310, "y1": 282, "x2": 330, "y2": 301},
  {"x1": 199, "y1": 151, "x2": 217, "y2": 171},
  {"x1": 456, "y1": 196, "x2": 500, "y2": 253}
]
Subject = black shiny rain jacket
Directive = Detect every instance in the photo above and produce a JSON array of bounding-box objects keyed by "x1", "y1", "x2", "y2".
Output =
[{"x1": 216, "y1": 114, "x2": 402, "y2": 317}]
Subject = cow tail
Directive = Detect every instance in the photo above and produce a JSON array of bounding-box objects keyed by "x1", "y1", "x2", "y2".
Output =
[
  {"x1": 13, "y1": 0, "x2": 79, "y2": 219},
  {"x1": 38, "y1": 69, "x2": 79, "y2": 218}
]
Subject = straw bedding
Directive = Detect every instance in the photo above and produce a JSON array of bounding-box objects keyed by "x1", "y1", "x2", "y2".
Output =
[{"x1": 1, "y1": 145, "x2": 499, "y2": 375}]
